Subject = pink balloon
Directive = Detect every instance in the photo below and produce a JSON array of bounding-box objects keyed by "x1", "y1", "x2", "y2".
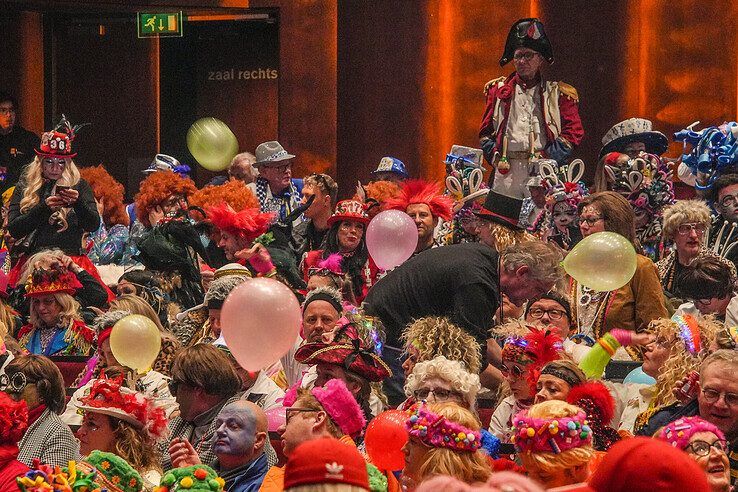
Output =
[
  {"x1": 265, "y1": 406, "x2": 286, "y2": 432},
  {"x1": 365, "y1": 210, "x2": 418, "y2": 270},
  {"x1": 221, "y1": 277, "x2": 302, "y2": 371}
]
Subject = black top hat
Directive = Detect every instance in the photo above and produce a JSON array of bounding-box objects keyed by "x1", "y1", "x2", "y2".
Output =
[
  {"x1": 474, "y1": 190, "x2": 523, "y2": 230},
  {"x1": 500, "y1": 18, "x2": 554, "y2": 67}
]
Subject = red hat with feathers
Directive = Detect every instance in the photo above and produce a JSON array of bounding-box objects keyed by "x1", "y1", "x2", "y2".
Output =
[
  {"x1": 384, "y1": 179, "x2": 454, "y2": 221},
  {"x1": 207, "y1": 203, "x2": 274, "y2": 242},
  {"x1": 502, "y1": 327, "x2": 563, "y2": 396}
]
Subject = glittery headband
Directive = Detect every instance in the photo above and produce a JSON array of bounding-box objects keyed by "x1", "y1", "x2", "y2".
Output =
[
  {"x1": 511, "y1": 408, "x2": 592, "y2": 454},
  {"x1": 406, "y1": 404, "x2": 482, "y2": 453},
  {"x1": 540, "y1": 365, "x2": 582, "y2": 388},
  {"x1": 672, "y1": 314, "x2": 701, "y2": 355}
]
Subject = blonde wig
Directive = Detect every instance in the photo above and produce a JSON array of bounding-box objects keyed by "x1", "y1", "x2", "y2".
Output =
[
  {"x1": 109, "y1": 294, "x2": 176, "y2": 341},
  {"x1": 519, "y1": 400, "x2": 594, "y2": 474},
  {"x1": 401, "y1": 317, "x2": 481, "y2": 374},
  {"x1": 29, "y1": 292, "x2": 82, "y2": 330},
  {"x1": 661, "y1": 199, "x2": 711, "y2": 241},
  {"x1": 20, "y1": 156, "x2": 81, "y2": 231},
  {"x1": 414, "y1": 402, "x2": 491, "y2": 485},
  {"x1": 648, "y1": 316, "x2": 719, "y2": 411},
  {"x1": 404, "y1": 356, "x2": 481, "y2": 410}
]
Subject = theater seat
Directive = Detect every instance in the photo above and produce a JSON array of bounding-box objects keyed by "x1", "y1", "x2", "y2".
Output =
[{"x1": 49, "y1": 355, "x2": 90, "y2": 388}]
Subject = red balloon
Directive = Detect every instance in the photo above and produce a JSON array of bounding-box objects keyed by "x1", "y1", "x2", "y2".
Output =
[{"x1": 365, "y1": 410, "x2": 409, "y2": 471}]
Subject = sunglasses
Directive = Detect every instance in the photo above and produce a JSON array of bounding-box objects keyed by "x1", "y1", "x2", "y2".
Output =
[{"x1": 0, "y1": 372, "x2": 29, "y2": 394}]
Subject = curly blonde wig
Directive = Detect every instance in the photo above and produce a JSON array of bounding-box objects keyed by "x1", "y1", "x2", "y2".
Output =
[
  {"x1": 29, "y1": 292, "x2": 82, "y2": 330},
  {"x1": 79, "y1": 165, "x2": 129, "y2": 227},
  {"x1": 401, "y1": 317, "x2": 481, "y2": 374},
  {"x1": 415, "y1": 402, "x2": 491, "y2": 484},
  {"x1": 648, "y1": 316, "x2": 719, "y2": 410},
  {"x1": 404, "y1": 356, "x2": 481, "y2": 409},
  {"x1": 661, "y1": 199, "x2": 711, "y2": 241},
  {"x1": 188, "y1": 179, "x2": 259, "y2": 214},
  {"x1": 134, "y1": 171, "x2": 197, "y2": 227},
  {"x1": 519, "y1": 400, "x2": 595, "y2": 474}
]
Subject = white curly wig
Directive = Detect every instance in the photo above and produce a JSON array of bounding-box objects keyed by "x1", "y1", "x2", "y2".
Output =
[
  {"x1": 661, "y1": 199, "x2": 711, "y2": 240},
  {"x1": 404, "y1": 355, "x2": 481, "y2": 409}
]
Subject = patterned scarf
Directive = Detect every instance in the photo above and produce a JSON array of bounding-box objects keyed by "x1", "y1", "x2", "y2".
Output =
[{"x1": 255, "y1": 177, "x2": 300, "y2": 223}]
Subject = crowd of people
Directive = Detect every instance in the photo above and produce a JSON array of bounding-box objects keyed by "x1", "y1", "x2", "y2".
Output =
[{"x1": 1, "y1": 15, "x2": 738, "y2": 492}]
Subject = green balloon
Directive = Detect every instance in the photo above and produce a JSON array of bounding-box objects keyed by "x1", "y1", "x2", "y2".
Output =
[{"x1": 186, "y1": 117, "x2": 239, "y2": 172}]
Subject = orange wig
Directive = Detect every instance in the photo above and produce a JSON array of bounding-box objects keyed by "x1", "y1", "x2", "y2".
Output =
[
  {"x1": 189, "y1": 179, "x2": 259, "y2": 214},
  {"x1": 134, "y1": 171, "x2": 197, "y2": 228},
  {"x1": 207, "y1": 203, "x2": 274, "y2": 242},
  {"x1": 79, "y1": 165, "x2": 129, "y2": 227},
  {"x1": 384, "y1": 179, "x2": 453, "y2": 221}
]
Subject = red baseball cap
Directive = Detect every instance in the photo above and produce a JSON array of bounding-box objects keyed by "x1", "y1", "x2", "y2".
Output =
[
  {"x1": 587, "y1": 437, "x2": 710, "y2": 492},
  {"x1": 283, "y1": 438, "x2": 369, "y2": 490}
]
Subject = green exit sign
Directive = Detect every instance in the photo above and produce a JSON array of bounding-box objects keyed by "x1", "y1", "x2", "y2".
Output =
[{"x1": 137, "y1": 12, "x2": 183, "y2": 38}]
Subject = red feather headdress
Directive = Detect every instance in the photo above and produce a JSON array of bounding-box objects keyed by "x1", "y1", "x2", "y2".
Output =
[
  {"x1": 384, "y1": 179, "x2": 454, "y2": 221},
  {"x1": 207, "y1": 203, "x2": 275, "y2": 242}
]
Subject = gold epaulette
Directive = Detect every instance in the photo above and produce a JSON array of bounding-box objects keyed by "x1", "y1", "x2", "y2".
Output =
[
  {"x1": 558, "y1": 81, "x2": 579, "y2": 102},
  {"x1": 483, "y1": 76, "x2": 506, "y2": 97}
]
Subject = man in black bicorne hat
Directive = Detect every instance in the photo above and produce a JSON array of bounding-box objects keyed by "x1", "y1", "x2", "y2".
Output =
[{"x1": 479, "y1": 18, "x2": 583, "y2": 199}]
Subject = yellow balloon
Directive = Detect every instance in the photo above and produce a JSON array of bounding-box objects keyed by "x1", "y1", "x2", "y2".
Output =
[
  {"x1": 563, "y1": 232, "x2": 637, "y2": 292},
  {"x1": 186, "y1": 117, "x2": 239, "y2": 172},
  {"x1": 109, "y1": 314, "x2": 162, "y2": 374}
]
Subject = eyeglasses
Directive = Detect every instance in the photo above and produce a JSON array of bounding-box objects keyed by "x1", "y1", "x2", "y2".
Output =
[
  {"x1": 0, "y1": 107, "x2": 15, "y2": 115},
  {"x1": 413, "y1": 387, "x2": 462, "y2": 402},
  {"x1": 500, "y1": 363, "x2": 525, "y2": 378},
  {"x1": 285, "y1": 407, "x2": 316, "y2": 424},
  {"x1": 0, "y1": 372, "x2": 29, "y2": 394},
  {"x1": 168, "y1": 379, "x2": 187, "y2": 395},
  {"x1": 677, "y1": 223, "x2": 707, "y2": 236},
  {"x1": 701, "y1": 387, "x2": 738, "y2": 407},
  {"x1": 528, "y1": 307, "x2": 567, "y2": 320},
  {"x1": 579, "y1": 216, "x2": 603, "y2": 226},
  {"x1": 513, "y1": 52, "x2": 538, "y2": 61},
  {"x1": 720, "y1": 193, "x2": 738, "y2": 209},
  {"x1": 685, "y1": 439, "x2": 729, "y2": 456}
]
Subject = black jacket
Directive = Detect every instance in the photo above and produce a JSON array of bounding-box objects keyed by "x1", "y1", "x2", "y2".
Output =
[{"x1": 8, "y1": 178, "x2": 100, "y2": 256}]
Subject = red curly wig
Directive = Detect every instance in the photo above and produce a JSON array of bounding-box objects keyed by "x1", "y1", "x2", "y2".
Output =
[
  {"x1": 189, "y1": 179, "x2": 259, "y2": 214},
  {"x1": 79, "y1": 165, "x2": 130, "y2": 228},
  {"x1": 384, "y1": 179, "x2": 453, "y2": 221},
  {"x1": 0, "y1": 391, "x2": 28, "y2": 444},
  {"x1": 207, "y1": 203, "x2": 274, "y2": 242},
  {"x1": 134, "y1": 171, "x2": 197, "y2": 227}
]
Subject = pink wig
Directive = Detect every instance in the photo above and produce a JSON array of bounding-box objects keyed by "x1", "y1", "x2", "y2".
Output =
[
  {"x1": 656, "y1": 416, "x2": 725, "y2": 450},
  {"x1": 384, "y1": 179, "x2": 454, "y2": 221}
]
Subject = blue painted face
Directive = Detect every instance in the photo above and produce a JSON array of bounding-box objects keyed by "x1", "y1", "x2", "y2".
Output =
[{"x1": 212, "y1": 402, "x2": 256, "y2": 456}]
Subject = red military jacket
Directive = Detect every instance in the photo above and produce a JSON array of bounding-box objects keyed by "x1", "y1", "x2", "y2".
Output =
[{"x1": 479, "y1": 72, "x2": 584, "y2": 159}]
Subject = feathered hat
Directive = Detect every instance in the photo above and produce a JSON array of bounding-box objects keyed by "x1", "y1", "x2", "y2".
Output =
[
  {"x1": 566, "y1": 380, "x2": 620, "y2": 451},
  {"x1": 384, "y1": 179, "x2": 453, "y2": 221},
  {"x1": 24, "y1": 265, "x2": 83, "y2": 298},
  {"x1": 207, "y1": 203, "x2": 274, "y2": 242},
  {"x1": 502, "y1": 327, "x2": 563, "y2": 394},
  {"x1": 35, "y1": 114, "x2": 87, "y2": 159},
  {"x1": 78, "y1": 377, "x2": 169, "y2": 442}
]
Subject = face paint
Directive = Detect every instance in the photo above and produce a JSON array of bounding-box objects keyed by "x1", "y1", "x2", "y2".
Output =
[
  {"x1": 552, "y1": 201, "x2": 576, "y2": 230},
  {"x1": 212, "y1": 403, "x2": 257, "y2": 456}
]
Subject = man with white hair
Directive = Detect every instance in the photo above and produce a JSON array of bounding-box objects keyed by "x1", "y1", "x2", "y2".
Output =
[{"x1": 364, "y1": 240, "x2": 563, "y2": 404}]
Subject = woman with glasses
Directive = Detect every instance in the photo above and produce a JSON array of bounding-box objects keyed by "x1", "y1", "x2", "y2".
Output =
[
  {"x1": 676, "y1": 256, "x2": 738, "y2": 323},
  {"x1": 656, "y1": 416, "x2": 731, "y2": 492},
  {"x1": 2, "y1": 354, "x2": 79, "y2": 467},
  {"x1": 6, "y1": 117, "x2": 109, "y2": 299},
  {"x1": 572, "y1": 191, "x2": 668, "y2": 346},
  {"x1": 402, "y1": 356, "x2": 481, "y2": 411},
  {"x1": 656, "y1": 200, "x2": 725, "y2": 299}
]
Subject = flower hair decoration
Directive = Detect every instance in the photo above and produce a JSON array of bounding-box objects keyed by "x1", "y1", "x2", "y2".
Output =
[
  {"x1": 406, "y1": 404, "x2": 482, "y2": 453},
  {"x1": 511, "y1": 408, "x2": 592, "y2": 454}
]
